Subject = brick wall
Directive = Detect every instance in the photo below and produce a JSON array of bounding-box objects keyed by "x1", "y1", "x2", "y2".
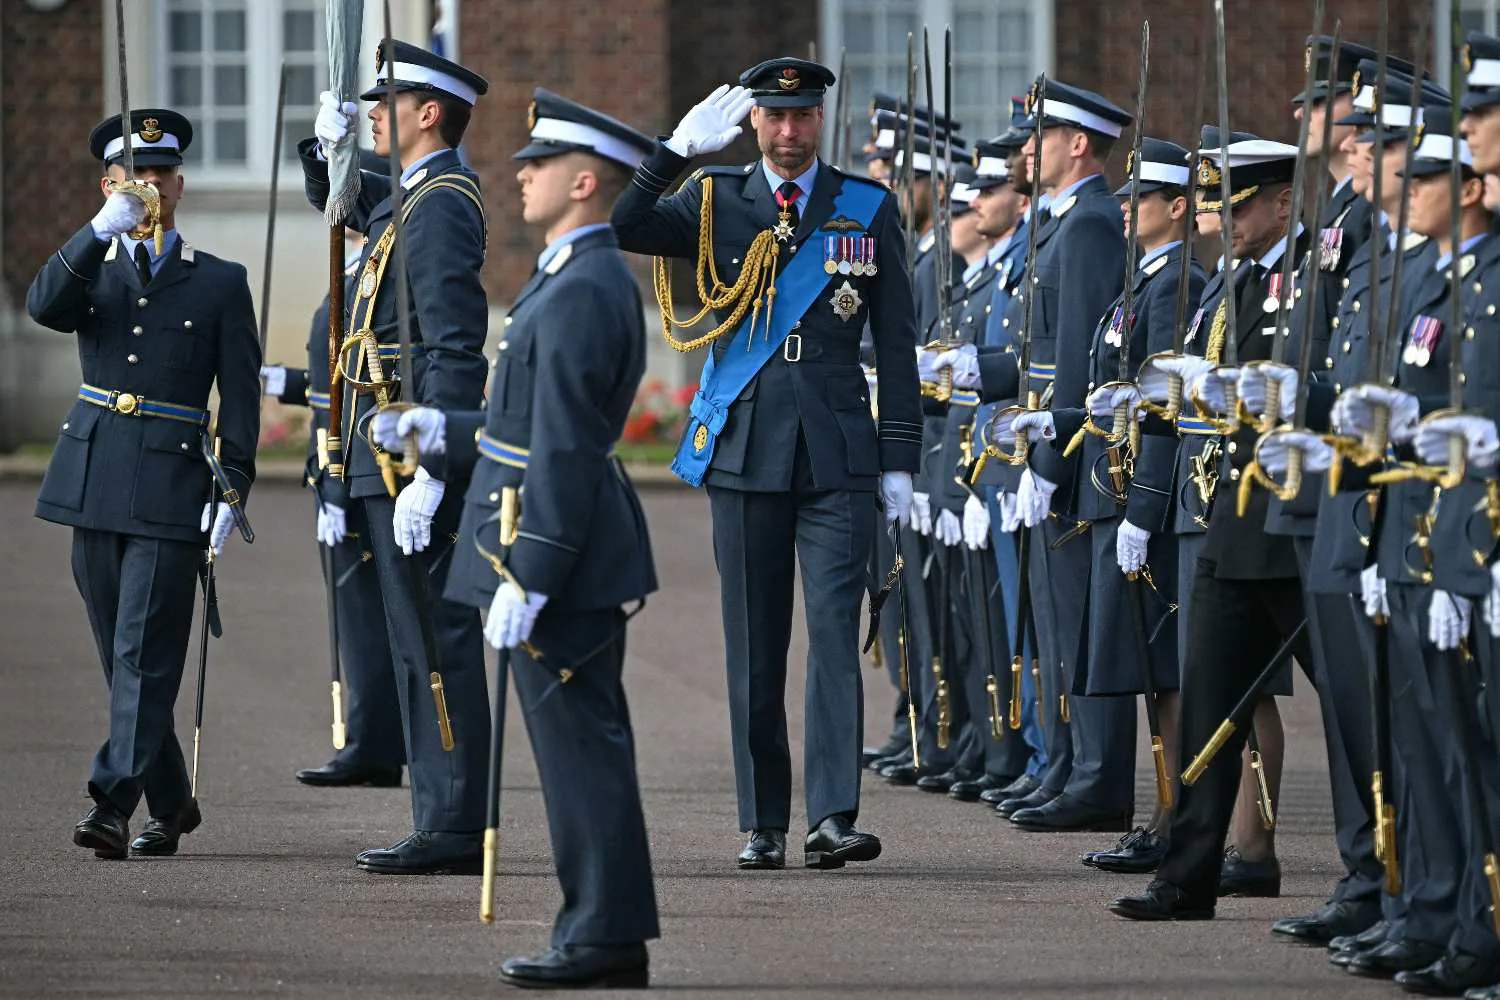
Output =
[{"x1": 2, "y1": 0, "x2": 103, "y2": 304}]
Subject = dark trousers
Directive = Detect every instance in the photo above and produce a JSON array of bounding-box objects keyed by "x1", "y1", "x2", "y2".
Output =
[
  {"x1": 512, "y1": 607, "x2": 661, "y2": 948},
  {"x1": 362, "y1": 492, "x2": 489, "y2": 832},
  {"x1": 708, "y1": 453, "x2": 875, "y2": 833},
  {"x1": 72, "y1": 528, "x2": 201, "y2": 819},
  {"x1": 317, "y1": 499, "x2": 404, "y2": 770},
  {"x1": 1157, "y1": 560, "x2": 1310, "y2": 900},
  {"x1": 924, "y1": 538, "x2": 977, "y2": 770},
  {"x1": 956, "y1": 541, "x2": 1031, "y2": 779}
]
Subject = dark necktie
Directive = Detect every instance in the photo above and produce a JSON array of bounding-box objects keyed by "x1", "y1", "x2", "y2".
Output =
[
  {"x1": 134, "y1": 242, "x2": 153, "y2": 288},
  {"x1": 775, "y1": 180, "x2": 801, "y2": 233}
]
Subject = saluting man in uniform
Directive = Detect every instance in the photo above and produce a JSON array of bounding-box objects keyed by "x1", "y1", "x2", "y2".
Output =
[
  {"x1": 30, "y1": 108, "x2": 260, "y2": 859},
  {"x1": 612, "y1": 58, "x2": 922, "y2": 871},
  {"x1": 375, "y1": 90, "x2": 661, "y2": 992},
  {"x1": 300, "y1": 40, "x2": 492, "y2": 875}
]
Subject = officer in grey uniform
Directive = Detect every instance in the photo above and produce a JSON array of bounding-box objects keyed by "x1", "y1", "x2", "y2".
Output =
[
  {"x1": 612, "y1": 58, "x2": 923, "y2": 871},
  {"x1": 31, "y1": 108, "x2": 260, "y2": 859},
  {"x1": 299, "y1": 40, "x2": 492, "y2": 874},
  {"x1": 376, "y1": 89, "x2": 661, "y2": 992}
]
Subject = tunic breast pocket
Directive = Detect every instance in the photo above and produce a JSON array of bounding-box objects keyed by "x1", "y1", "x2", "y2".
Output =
[
  {"x1": 493, "y1": 334, "x2": 535, "y2": 419},
  {"x1": 164, "y1": 321, "x2": 206, "y2": 371},
  {"x1": 827, "y1": 374, "x2": 879, "y2": 476},
  {"x1": 37, "y1": 405, "x2": 100, "y2": 511},
  {"x1": 132, "y1": 420, "x2": 209, "y2": 526}
]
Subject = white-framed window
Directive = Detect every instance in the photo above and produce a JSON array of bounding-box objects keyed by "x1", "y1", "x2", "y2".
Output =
[
  {"x1": 158, "y1": 0, "x2": 327, "y2": 185},
  {"x1": 820, "y1": 0, "x2": 1051, "y2": 154}
]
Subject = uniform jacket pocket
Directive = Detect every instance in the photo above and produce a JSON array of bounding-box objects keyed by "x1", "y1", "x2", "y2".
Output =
[
  {"x1": 37, "y1": 405, "x2": 99, "y2": 511},
  {"x1": 132, "y1": 419, "x2": 209, "y2": 526}
]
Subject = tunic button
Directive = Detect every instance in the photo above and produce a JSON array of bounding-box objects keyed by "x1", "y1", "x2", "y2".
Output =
[
  {"x1": 132, "y1": 325, "x2": 143, "y2": 335},
  {"x1": 137, "y1": 297, "x2": 148, "y2": 307},
  {"x1": 1468, "y1": 328, "x2": 1477, "y2": 340},
  {"x1": 179, "y1": 442, "x2": 189, "y2": 451},
  {"x1": 1324, "y1": 356, "x2": 1334, "y2": 368},
  {"x1": 1490, "y1": 304, "x2": 1497, "y2": 316},
  {"x1": 183, "y1": 320, "x2": 193, "y2": 330},
  {"x1": 62, "y1": 422, "x2": 69, "y2": 431},
  {"x1": 88, "y1": 306, "x2": 95, "y2": 314},
  {"x1": 488, "y1": 492, "x2": 499, "y2": 503},
  {"x1": 1228, "y1": 441, "x2": 1238, "y2": 455},
  {"x1": 504, "y1": 316, "x2": 513, "y2": 325},
  {"x1": 1342, "y1": 277, "x2": 1350, "y2": 289},
  {"x1": 1353, "y1": 300, "x2": 1361, "y2": 313},
  {"x1": 1343, "y1": 341, "x2": 1351, "y2": 353},
  {"x1": 1461, "y1": 372, "x2": 1468, "y2": 385},
  {"x1": 1002, "y1": 318, "x2": 1011, "y2": 328},
  {"x1": 1335, "y1": 382, "x2": 1342, "y2": 392},
  {"x1": 1332, "y1": 317, "x2": 1340, "y2": 328},
  {"x1": 127, "y1": 353, "x2": 139, "y2": 364},
  {"x1": 793, "y1": 321, "x2": 802, "y2": 330},
  {"x1": 498, "y1": 340, "x2": 508, "y2": 351},
  {"x1": 1230, "y1": 468, "x2": 1241, "y2": 481}
]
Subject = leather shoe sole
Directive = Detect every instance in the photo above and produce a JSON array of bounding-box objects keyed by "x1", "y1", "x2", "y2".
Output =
[
  {"x1": 357, "y1": 854, "x2": 483, "y2": 875},
  {"x1": 805, "y1": 837, "x2": 882, "y2": 870},
  {"x1": 73, "y1": 825, "x2": 128, "y2": 860},
  {"x1": 130, "y1": 799, "x2": 203, "y2": 857},
  {"x1": 499, "y1": 966, "x2": 649, "y2": 990},
  {"x1": 1108, "y1": 897, "x2": 1215, "y2": 921},
  {"x1": 736, "y1": 853, "x2": 785, "y2": 871},
  {"x1": 296, "y1": 765, "x2": 402, "y2": 788}
]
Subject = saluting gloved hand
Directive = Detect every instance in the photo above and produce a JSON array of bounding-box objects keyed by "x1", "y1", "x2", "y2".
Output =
[
  {"x1": 200, "y1": 502, "x2": 237, "y2": 557},
  {"x1": 484, "y1": 582, "x2": 549, "y2": 650},
  {"x1": 909, "y1": 491, "x2": 933, "y2": 535},
  {"x1": 962, "y1": 494, "x2": 991, "y2": 550},
  {"x1": 90, "y1": 189, "x2": 147, "y2": 241},
  {"x1": 1186, "y1": 366, "x2": 1241, "y2": 416},
  {"x1": 1428, "y1": 590, "x2": 1474, "y2": 651},
  {"x1": 1138, "y1": 355, "x2": 1213, "y2": 404},
  {"x1": 664, "y1": 84, "x2": 755, "y2": 158},
  {"x1": 879, "y1": 471, "x2": 913, "y2": 525},
  {"x1": 1238, "y1": 363, "x2": 1299, "y2": 423},
  {"x1": 372, "y1": 406, "x2": 447, "y2": 456},
  {"x1": 393, "y1": 466, "x2": 445, "y2": 556},
  {"x1": 1332, "y1": 385, "x2": 1420, "y2": 443},
  {"x1": 259, "y1": 364, "x2": 288, "y2": 398},
  {"x1": 934, "y1": 344, "x2": 981, "y2": 389},
  {"x1": 998, "y1": 490, "x2": 1022, "y2": 533},
  {"x1": 1486, "y1": 563, "x2": 1500, "y2": 638},
  {"x1": 1085, "y1": 383, "x2": 1144, "y2": 423},
  {"x1": 1255, "y1": 428, "x2": 1334, "y2": 477},
  {"x1": 316, "y1": 501, "x2": 347, "y2": 547},
  {"x1": 935, "y1": 508, "x2": 963, "y2": 547},
  {"x1": 1016, "y1": 467, "x2": 1056, "y2": 528},
  {"x1": 315, "y1": 90, "x2": 358, "y2": 159},
  {"x1": 1413, "y1": 413, "x2": 1500, "y2": 471},
  {"x1": 1116, "y1": 519, "x2": 1151, "y2": 575},
  {"x1": 1360, "y1": 564, "x2": 1389, "y2": 621}
]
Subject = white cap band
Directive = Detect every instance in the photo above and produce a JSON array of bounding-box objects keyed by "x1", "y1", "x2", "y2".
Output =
[
  {"x1": 382, "y1": 59, "x2": 477, "y2": 106},
  {"x1": 1379, "y1": 103, "x2": 1423, "y2": 129},
  {"x1": 1414, "y1": 133, "x2": 1474, "y2": 166},
  {"x1": 1038, "y1": 98, "x2": 1124, "y2": 138},
  {"x1": 1139, "y1": 162, "x2": 1190, "y2": 186},
  {"x1": 894, "y1": 149, "x2": 956, "y2": 174},
  {"x1": 976, "y1": 155, "x2": 1009, "y2": 179},
  {"x1": 875, "y1": 128, "x2": 896, "y2": 151},
  {"x1": 1353, "y1": 85, "x2": 1377, "y2": 112},
  {"x1": 103, "y1": 132, "x2": 181, "y2": 161},
  {"x1": 1470, "y1": 58, "x2": 1500, "y2": 89},
  {"x1": 951, "y1": 183, "x2": 978, "y2": 204},
  {"x1": 529, "y1": 117, "x2": 643, "y2": 168}
]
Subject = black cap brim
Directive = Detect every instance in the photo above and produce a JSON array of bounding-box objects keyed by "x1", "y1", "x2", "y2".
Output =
[
  {"x1": 360, "y1": 81, "x2": 439, "y2": 102},
  {"x1": 1463, "y1": 90, "x2": 1500, "y2": 113},
  {"x1": 1291, "y1": 83, "x2": 1352, "y2": 106},
  {"x1": 752, "y1": 92, "x2": 824, "y2": 108},
  {"x1": 1114, "y1": 179, "x2": 1173, "y2": 197},
  {"x1": 109, "y1": 150, "x2": 183, "y2": 167},
  {"x1": 512, "y1": 140, "x2": 591, "y2": 162},
  {"x1": 970, "y1": 175, "x2": 1009, "y2": 191},
  {"x1": 1356, "y1": 126, "x2": 1413, "y2": 145},
  {"x1": 1400, "y1": 159, "x2": 1460, "y2": 177}
]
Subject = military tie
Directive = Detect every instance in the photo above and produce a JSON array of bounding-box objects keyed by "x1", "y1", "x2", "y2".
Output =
[{"x1": 134, "y1": 242, "x2": 153, "y2": 288}]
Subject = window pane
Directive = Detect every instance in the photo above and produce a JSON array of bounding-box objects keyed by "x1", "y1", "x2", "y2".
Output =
[
  {"x1": 283, "y1": 118, "x2": 314, "y2": 162},
  {"x1": 215, "y1": 119, "x2": 247, "y2": 164},
  {"x1": 844, "y1": 13, "x2": 874, "y2": 52},
  {"x1": 997, "y1": 11, "x2": 1028, "y2": 45},
  {"x1": 213, "y1": 9, "x2": 247, "y2": 52},
  {"x1": 214, "y1": 65, "x2": 246, "y2": 107},
  {"x1": 285, "y1": 65, "x2": 318, "y2": 105},
  {"x1": 954, "y1": 9, "x2": 986, "y2": 46},
  {"x1": 170, "y1": 65, "x2": 202, "y2": 105},
  {"x1": 284, "y1": 10, "x2": 317, "y2": 51},
  {"x1": 168, "y1": 11, "x2": 201, "y2": 52}
]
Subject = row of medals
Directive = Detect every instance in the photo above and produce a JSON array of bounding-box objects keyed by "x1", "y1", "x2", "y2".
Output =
[{"x1": 824, "y1": 235, "x2": 878, "y2": 277}]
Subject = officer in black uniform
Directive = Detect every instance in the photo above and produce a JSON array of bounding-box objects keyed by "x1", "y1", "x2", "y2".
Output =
[
  {"x1": 376, "y1": 89, "x2": 661, "y2": 992},
  {"x1": 612, "y1": 58, "x2": 923, "y2": 870},
  {"x1": 299, "y1": 40, "x2": 492, "y2": 874},
  {"x1": 31, "y1": 108, "x2": 260, "y2": 859}
]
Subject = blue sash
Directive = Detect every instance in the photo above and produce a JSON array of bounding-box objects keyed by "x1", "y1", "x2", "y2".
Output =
[{"x1": 672, "y1": 179, "x2": 885, "y2": 486}]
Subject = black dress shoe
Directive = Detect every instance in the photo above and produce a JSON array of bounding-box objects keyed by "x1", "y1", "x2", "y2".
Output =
[
  {"x1": 1330, "y1": 920, "x2": 1392, "y2": 955},
  {"x1": 499, "y1": 944, "x2": 649, "y2": 990},
  {"x1": 130, "y1": 798, "x2": 202, "y2": 856},
  {"x1": 1082, "y1": 827, "x2": 1169, "y2": 873},
  {"x1": 916, "y1": 767, "x2": 973, "y2": 793},
  {"x1": 1333, "y1": 940, "x2": 1387, "y2": 968},
  {"x1": 73, "y1": 803, "x2": 129, "y2": 860},
  {"x1": 355, "y1": 831, "x2": 483, "y2": 874},
  {"x1": 1346, "y1": 939, "x2": 1449, "y2": 979},
  {"x1": 1108, "y1": 880, "x2": 1215, "y2": 921},
  {"x1": 994, "y1": 783, "x2": 1055, "y2": 818},
  {"x1": 868, "y1": 749, "x2": 911, "y2": 773},
  {"x1": 862, "y1": 733, "x2": 910, "y2": 768},
  {"x1": 882, "y1": 762, "x2": 920, "y2": 785},
  {"x1": 1271, "y1": 899, "x2": 1382, "y2": 944},
  {"x1": 1011, "y1": 793, "x2": 1133, "y2": 833},
  {"x1": 295, "y1": 759, "x2": 402, "y2": 787},
  {"x1": 1465, "y1": 985, "x2": 1500, "y2": 999},
  {"x1": 805, "y1": 815, "x2": 881, "y2": 870},
  {"x1": 983, "y1": 774, "x2": 1040, "y2": 805},
  {"x1": 1218, "y1": 848, "x2": 1280, "y2": 897},
  {"x1": 736, "y1": 829, "x2": 786, "y2": 870},
  {"x1": 950, "y1": 773, "x2": 1018, "y2": 802},
  {"x1": 1396, "y1": 950, "x2": 1500, "y2": 995}
]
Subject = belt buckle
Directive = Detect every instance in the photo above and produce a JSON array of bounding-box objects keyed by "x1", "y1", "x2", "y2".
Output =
[
  {"x1": 113, "y1": 391, "x2": 140, "y2": 415},
  {"x1": 782, "y1": 333, "x2": 803, "y2": 363}
]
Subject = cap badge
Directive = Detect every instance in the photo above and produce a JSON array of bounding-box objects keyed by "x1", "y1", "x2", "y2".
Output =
[
  {"x1": 1024, "y1": 79, "x2": 1038, "y2": 116},
  {"x1": 1465, "y1": 45, "x2": 1475, "y2": 73},
  {"x1": 1351, "y1": 69, "x2": 1361, "y2": 95},
  {"x1": 778, "y1": 67, "x2": 801, "y2": 91},
  {"x1": 138, "y1": 118, "x2": 163, "y2": 142},
  {"x1": 1198, "y1": 158, "x2": 1222, "y2": 189},
  {"x1": 527, "y1": 99, "x2": 538, "y2": 131}
]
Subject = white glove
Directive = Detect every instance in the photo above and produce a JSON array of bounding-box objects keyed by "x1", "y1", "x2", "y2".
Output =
[
  {"x1": 259, "y1": 364, "x2": 288, "y2": 398},
  {"x1": 998, "y1": 490, "x2": 1022, "y2": 533},
  {"x1": 1428, "y1": 590, "x2": 1473, "y2": 651},
  {"x1": 372, "y1": 406, "x2": 447, "y2": 456},
  {"x1": 664, "y1": 84, "x2": 755, "y2": 158},
  {"x1": 484, "y1": 582, "x2": 549, "y2": 650},
  {"x1": 1186, "y1": 367, "x2": 1241, "y2": 416},
  {"x1": 935, "y1": 345, "x2": 981, "y2": 389},
  {"x1": 393, "y1": 466, "x2": 445, "y2": 556},
  {"x1": 1414, "y1": 414, "x2": 1500, "y2": 471},
  {"x1": 1332, "y1": 385, "x2": 1421, "y2": 443},
  {"x1": 1360, "y1": 564, "x2": 1389, "y2": 621},
  {"x1": 996, "y1": 409, "x2": 1057, "y2": 443},
  {"x1": 1116, "y1": 519, "x2": 1151, "y2": 575},
  {"x1": 880, "y1": 471, "x2": 913, "y2": 525},
  {"x1": 935, "y1": 508, "x2": 963, "y2": 547},
  {"x1": 316, "y1": 502, "x2": 347, "y2": 547},
  {"x1": 316, "y1": 90, "x2": 358, "y2": 158},
  {"x1": 1086, "y1": 384, "x2": 1144, "y2": 422},
  {"x1": 962, "y1": 494, "x2": 991, "y2": 550},
  {"x1": 1139, "y1": 355, "x2": 1214, "y2": 404},
  {"x1": 1016, "y1": 468, "x2": 1057, "y2": 527},
  {"x1": 90, "y1": 189, "x2": 147, "y2": 241},
  {"x1": 1486, "y1": 563, "x2": 1500, "y2": 638},
  {"x1": 1238, "y1": 363, "x2": 1299, "y2": 423},
  {"x1": 916, "y1": 346, "x2": 941, "y2": 384},
  {"x1": 200, "y1": 502, "x2": 236, "y2": 557},
  {"x1": 909, "y1": 491, "x2": 933, "y2": 535},
  {"x1": 1256, "y1": 429, "x2": 1334, "y2": 476}
]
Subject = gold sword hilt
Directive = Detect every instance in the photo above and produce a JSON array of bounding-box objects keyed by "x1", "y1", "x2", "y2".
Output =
[
  {"x1": 986, "y1": 674, "x2": 1004, "y2": 741},
  {"x1": 331, "y1": 680, "x2": 347, "y2": 750},
  {"x1": 1182, "y1": 718, "x2": 1236, "y2": 785},
  {"x1": 431, "y1": 671, "x2": 455, "y2": 752},
  {"x1": 1257, "y1": 371, "x2": 1284, "y2": 436},
  {"x1": 1151, "y1": 735, "x2": 1174, "y2": 811},
  {"x1": 1250, "y1": 747, "x2": 1275, "y2": 829},
  {"x1": 1009, "y1": 656, "x2": 1024, "y2": 730},
  {"x1": 109, "y1": 177, "x2": 164, "y2": 253},
  {"x1": 480, "y1": 827, "x2": 500, "y2": 923}
]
